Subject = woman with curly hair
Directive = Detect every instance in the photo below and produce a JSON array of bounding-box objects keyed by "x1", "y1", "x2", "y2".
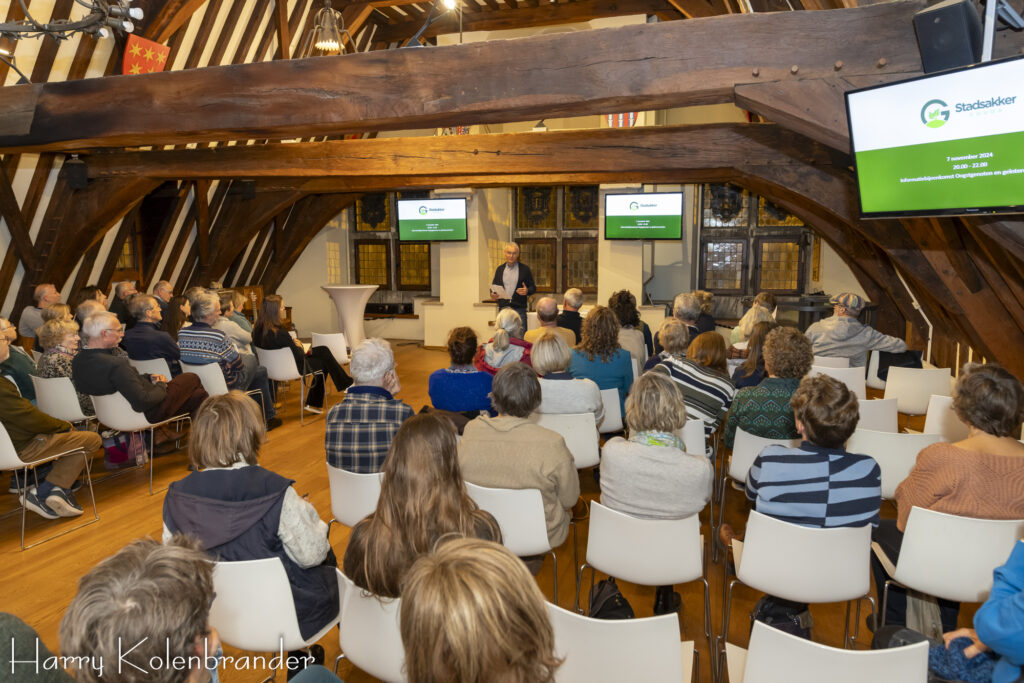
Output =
[
  {"x1": 694, "y1": 290, "x2": 716, "y2": 334},
  {"x1": 732, "y1": 320, "x2": 778, "y2": 390},
  {"x1": 344, "y1": 413, "x2": 500, "y2": 598},
  {"x1": 608, "y1": 289, "x2": 653, "y2": 363},
  {"x1": 569, "y1": 305, "x2": 633, "y2": 416},
  {"x1": 723, "y1": 326, "x2": 813, "y2": 449}
]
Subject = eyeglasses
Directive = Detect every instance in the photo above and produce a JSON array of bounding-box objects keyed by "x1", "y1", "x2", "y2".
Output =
[{"x1": 105, "y1": 325, "x2": 126, "y2": 334}]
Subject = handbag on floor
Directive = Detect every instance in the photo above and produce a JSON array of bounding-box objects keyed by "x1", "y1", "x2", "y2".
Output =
[{"x1": 588, "y1": 577, "x2": 635, "y2": 620}]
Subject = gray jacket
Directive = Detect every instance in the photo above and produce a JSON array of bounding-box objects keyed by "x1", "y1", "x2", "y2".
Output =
[{"x1": 804, "y1": 315, "x2": 907, "y2": 367}]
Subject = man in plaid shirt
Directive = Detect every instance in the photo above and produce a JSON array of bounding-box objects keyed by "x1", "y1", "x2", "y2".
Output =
[{"x1": 325, "y1": 338, "x2": 413, "y2": 473}]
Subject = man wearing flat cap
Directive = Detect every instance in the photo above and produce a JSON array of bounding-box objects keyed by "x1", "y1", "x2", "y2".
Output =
[{"x1": 804, "y1": 292, "x2": 907, "y2": 367}]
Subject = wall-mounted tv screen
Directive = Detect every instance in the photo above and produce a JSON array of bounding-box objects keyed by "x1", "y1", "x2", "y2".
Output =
[
  {"x1": 604, "y1": 192, "x2": 683, "y2": 240},
  {"x1": 846, "y1": 55, "x2": 1024, "y2": 218},
  {"x1": 397, "y1": 198, "x2": 468, "y2": 241}
]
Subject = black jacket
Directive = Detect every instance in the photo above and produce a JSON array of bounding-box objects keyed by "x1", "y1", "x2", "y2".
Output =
[
  {"x1": 491, "y1": 262, "x2": 536, "y2": 310},
  {"x1": 556, "y1": 310, "x2": 583, "y2": 344},
  {"x1": 72, "y1": 347, "x2": 167, "y2": 416}
]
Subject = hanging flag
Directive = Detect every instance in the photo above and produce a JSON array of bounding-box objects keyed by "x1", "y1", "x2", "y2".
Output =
[
  {"x1": 122, "y1": 35, "x2": 170, "y2": 75},
  {"x1": 605, "y1": 113, "x2": 638, "y2": 128}
]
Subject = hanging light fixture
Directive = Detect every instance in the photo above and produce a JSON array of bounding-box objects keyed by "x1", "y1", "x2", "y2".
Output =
[{"x1": 300, "y1": 0, "x2": 352, "y2": 57}]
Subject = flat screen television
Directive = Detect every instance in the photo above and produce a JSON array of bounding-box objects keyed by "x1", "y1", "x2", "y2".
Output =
[
  {"x1": 845, "y1": 54, "x2": 1024, "y2": 218},
  {"x1": 604, "y1": 192, "x2": 683, "y2": 240},
  {"x1": 396, "y1": 198, "x2": 468, "y2": 241}
]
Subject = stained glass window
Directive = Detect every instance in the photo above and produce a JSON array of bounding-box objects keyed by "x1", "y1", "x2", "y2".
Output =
[
  {"x1": 398, "y1": 243, "x2": 431, "y2": 290},
  {"x1": 355, "y1": 240, "x2": 390, "y2": 287}
]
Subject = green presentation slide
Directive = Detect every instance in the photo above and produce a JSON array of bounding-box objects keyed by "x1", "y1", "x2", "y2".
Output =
[
  {"x1": 397, "y1": 218, "x2": 467, "y2": 240},
  {"x1": 856, "y1": 130, "x2": 1024, "y2": 214},
  {"x1": 605, "y1": 215, "x2": 682, "y2": 239}
]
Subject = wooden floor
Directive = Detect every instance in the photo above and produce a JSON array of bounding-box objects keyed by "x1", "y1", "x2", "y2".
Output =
[{"x1": 2, "y1": 342, "x2": 972, "y2": 682}]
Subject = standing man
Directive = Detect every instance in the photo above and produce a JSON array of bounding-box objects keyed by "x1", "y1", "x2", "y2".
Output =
[
  {"x1": 152, "y1": 280, "x2": 174, "y2": 316},
  {"x1": 489, "y1": 242, "x2": 535, "y2": 334},
  {"x1": 18, "y1": 283, "x2": 61, "y2": 346},
  {"x1": 804, "y1": 292, "x2": 907, "y2": 368}
]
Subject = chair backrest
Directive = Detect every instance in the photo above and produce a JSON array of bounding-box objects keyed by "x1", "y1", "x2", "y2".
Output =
[
  {"x1": 90, "y1": 391, "x2": 155, "y2": 431},
  {"x1": 586, "y1": 502, "x2": 703, "y2": 585},
  {"x1": 739, "y1": 621, "x2": 927, "y2": 683},
  {"x1": 728, "y1": 429, "x2": 801, "y2": 483},
  {"x1": 811, "y1": 365, "x2": 866, "y2": 399},
  {"x1": 884, "y1": 367, "x2": 952, "y2": 415},
  {"x1": 31, "y1": 375, "x2": 90, "y2": 423},
  {"x1": 737, "y1": 510, "x2": 872, "y2": 603},
  {"x1": 812, "y1": 355, "x2": 851, "y2": 368},
  {"x1": 312, "y1": 332, "x2": 349, "y2": 365},
  {"x1": 326, "y1": 463, "x2": 384, "y2": 527},
  {"x1": 31, "y1": 349, "x2": 42, "y2": 362},
  {"x1": 895, "y1": 507, "x2": 1024, "y2": 603},
  {"x1": 631, "y1": 357, "x2": 639, "y2": 381},
  {"x1": 128, "y1": 357, "x2": 172, "y2": 377},
  {"x1": 254, "y1": 346, "x2": 301, "y2": 382},
  {"x1": 209, "y1": 558, "x2": 309, "y2": 652},
  {"x1": 180, "y1": 361, "x2": 230, "y2": 396},
  {"x1": 857, "y1": 398, "x2": 898, "y2": 433},
  {"x1": 528, "y1": 412, "x2": 599, "y2": 469},
  {"x1": 866, "y1": 349, "x2": 887, "y2": 390},
  {"x1": 922, "y1": 394, "x2": 970, "y2": 442},
  {"x1": 681, "y1": 418, "x2": 706, "y2": 456},
  {"x1": 548, "y1": 603, "x2": 687, "y2": 683},
  {"x1": 598, "y1": 388, "x2": 623, "y2": 433},
  {"x1": 336, "y1": 570, "x2": 406, "y2": 683},
  {"x1": 0, "y1": 421, "x2": 26, "y2": 470},
  {"x1": 845, "y1": 429, "x2": 942, "y2": 499},
  {"x1": 465, "y1": 482, "x2": 551, "y2": 556},
  {"x1": 527, "y1": 311, "x2": 539, "y2": 330}
]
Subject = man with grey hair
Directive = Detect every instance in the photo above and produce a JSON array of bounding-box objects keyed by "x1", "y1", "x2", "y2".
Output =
[
  {"x1": 489, "y1": 242, "x2": 535, "y2": 333},
  {"x1": 108, "y1": 280, "x2": 139, "y2": 328},
  {"x1": 556, "y1": 288, "x2": 584, "y2": 344},
  {"x1": 152, "y1": 280, "x2": 173, "y2": 316},
  {"x1": 325, "y1": 338, "x2": 413, "y2": 473},
  {"x1": 523, "y1": 296, "x2": 575, "y2": 347},
  {"x1": 655, "y1": 292, "x2": 702, "y2": 354},
  {"x1": 18, "y1": 282, "x2": 61, "y2": 343},
  {"x1": 74, "y1": 299, "x2": 106, "y2": 328},
  {"x1": 122, "y1": 294, "x2": 181, "y2": 375}
]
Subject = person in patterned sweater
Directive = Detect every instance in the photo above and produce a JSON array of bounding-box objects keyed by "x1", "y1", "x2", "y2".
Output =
[{"x1": 723, "y1": 326, "x2": 813, "y2": 449}]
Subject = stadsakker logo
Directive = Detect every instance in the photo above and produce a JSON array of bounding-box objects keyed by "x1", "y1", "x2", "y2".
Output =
[
  {"x1": 629, "y1": 201, "x2": 639, "y2": 211},
  {"x1": 418, "y1": 206, "x2": 428, "y2": 215},
  {"x1": 920, "y1": 99, "x2": 950, "y2": 128}
]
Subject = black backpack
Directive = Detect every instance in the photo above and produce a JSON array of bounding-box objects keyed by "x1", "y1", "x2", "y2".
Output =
[
  {"x1": 588, "y1": 578, "x2": 635, "y2": 620},
  {"x1": 750, "y1": 595, "x2": 813, "y2": 639}
]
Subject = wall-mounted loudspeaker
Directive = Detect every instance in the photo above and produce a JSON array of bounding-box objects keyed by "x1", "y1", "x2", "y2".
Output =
[{"x1": 913, "y1": 0, "x2": 983, "y2": 74}]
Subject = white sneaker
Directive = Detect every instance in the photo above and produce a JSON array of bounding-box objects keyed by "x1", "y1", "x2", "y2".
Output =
[{"x1": 303, "y1": 405, "x2": 323, "y2": 415}]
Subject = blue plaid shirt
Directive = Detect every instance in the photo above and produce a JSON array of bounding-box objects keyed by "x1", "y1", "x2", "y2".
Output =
[{"x1": 325, "y1": 385, "x2": 414, "y2": 473}]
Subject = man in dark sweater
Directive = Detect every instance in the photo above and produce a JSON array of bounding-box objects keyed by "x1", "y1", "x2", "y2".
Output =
[
  {"x1": 489, "y1": 242, "x2": 536, "y2": 334},
  {"x1": 0, "y1": 334, "x2": 101, "y2": 519},
  {"x1": 556, "y1": 287, "x2": 584, "y2": 344},
  {"x1": 121, "y1": 295, "x2": 181, "y2": 375}
]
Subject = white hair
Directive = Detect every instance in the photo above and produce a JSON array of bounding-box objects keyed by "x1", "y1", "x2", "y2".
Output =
[
  {"x1": 82, "y1": 312, "x2": 118, "y2": 341},
  {"x1": 350, "y1": 338, "x2": 395, "y2": 384},
  {"x1": 154, "y1": 280, "x2": 172, "y2": 295},
  {"x1": 562, "y1": 288, "x2": 583, "y2": 309},
  {"x1": 672, "y1": 292, "x2": 700, "y2": 323},
  {"x1": 192, "y1": 291, "x2": 220, "y2": 322},
  {"x1": 114, "y1": 281, "x2": 135, "y2": 298},
  {"x1": 505, "y1": 242, "x2": 520, "y2": 254},
  {"x1": 33, "y1": 283, "x2": 55, "y2": 303},
  {"x1": 492, "y1": 308, "x2": 524, "y2": 352}
]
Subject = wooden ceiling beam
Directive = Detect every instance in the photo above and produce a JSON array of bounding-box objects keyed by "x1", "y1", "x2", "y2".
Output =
[
  {"x1": 260, "y1": 193, "x2": 358, "y2": 291},
  {"x1": 144, "y1": 0, "x2": 210, "y2": 42}
]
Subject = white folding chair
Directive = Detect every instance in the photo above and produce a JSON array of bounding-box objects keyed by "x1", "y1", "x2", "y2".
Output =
[
  {"x1": 549, "y1": 603, "x2": 696, "y2": 683},
  {"x1": 678, "y1": 418, "x2": 707, "y2": 456},
  {"x1": 326, "y1": 463, "x2": 384, "y2": 533},
  {"x1": 528, "y1": 412, "x2": 600, "y2": 469},
  {"x1": 128, "y1": 357, "x2": 173, "y2": 377},
  {"x1": 874, "y1": 507, "x2": 1024, "y2": 626},
  {"x1": 631, "y1": 357, "x2": 639, "y2": 381},
  {"x1": 335, "y1": 570, "x2": 406, "y2": 682},
  {"x1": 180, "y1": 361, "x2": 265, "y2": 416},
  {"x1": 0, "y1": 422, "x2": 98, "y2": 550},
  {"x1": 812, "y1": 355, "x2": 851, "y2": 368},
  {"x1": 811, "y1": 365, "x2": 866, "y2": 399},
  {"x1": 527, "y1": 311, "x2": 539, "y2": 331},
  {"x1": 89, "y1": 391, "x2": 189, "y2": 494},
  {"x1": 922, "y1": 394, "x2": 970, "y2": 442},
  {"x1": 884, "y1": 367, "x2": 952, "y2": 415},
  {"x1": 254, "y1": 346, "x2": 325, "y2": 426},
  {"x1": 598, "y1": 388, "x2": 623, "y2": 434},
  {"x1": 30, "y1": 349, "x2": 42, "y2": 362},
  {"x1": 311, "y1": 332, "x2": 349, "y2": 365},
  {"x1": 845, "y1": 429, "x2": 942, "y2": 499},
  {"x1": 31, "y1": 375, "x2": 94, "y2": 426},
  {"x1": 725, "y1": 621, "x2": 927, "y2": 683},
  {"x1": 210, "y1": 558, "x2": 339, "y2": 678},
  {"x1": 857, "y1": 398, "x2": 898, "y2": 433},
  {"x1": 721, "y1": 510, "x2": 874, "y2": 662},
  {"x1": 866, "y1": 350, "x2": 887, "y2": 390},
  {"x1": 466, "y1": 482, "x2": 563, "y2": 602}
]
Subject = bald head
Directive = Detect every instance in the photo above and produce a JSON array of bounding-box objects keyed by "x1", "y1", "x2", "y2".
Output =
[{"x1": 536, "y1": 297, "x2": 558, "y2": 325}]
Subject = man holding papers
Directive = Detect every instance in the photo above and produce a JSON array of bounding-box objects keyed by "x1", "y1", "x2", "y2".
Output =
[{"x1": 489, "y1": 242, "x2": 536, "y2": 333}]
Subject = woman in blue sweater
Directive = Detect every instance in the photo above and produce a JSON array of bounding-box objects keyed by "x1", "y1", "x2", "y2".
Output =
[
  {"x1": 429, "y1": 327, "x2": 493, "y2": 414},
  {"x1": 569, "y1": 306, "x2": 633, "y2": 417}
]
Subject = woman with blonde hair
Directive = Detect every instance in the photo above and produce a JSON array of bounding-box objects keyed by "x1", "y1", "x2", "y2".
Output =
[
  {"x1": 343, "y1": 412, "x2": 500, "y2": 598},
  {"x1": 644, "y1": 317, "x2": 689, "y2": 371},
  {"x1": 36, "y1": 319, "x2": 93, "y2": 418},
  {"x1": 569, "y1": 305, "x2": 633, "y2": 416},
  {"x1": 731, "y1": 291, "x2": 776, "y2": 344},
  {"x1": 400, "y1": 537, "x2": 562, "y2": 683},
  {"x1": 694, "y1": 290, "x2": 716, "y2": 334},
  {"x1": 532, "y1": 330, "x2": 603, "y2": 427},
  {"x1": 474, "y1": 307, "x2": 532, "y2": 375}
]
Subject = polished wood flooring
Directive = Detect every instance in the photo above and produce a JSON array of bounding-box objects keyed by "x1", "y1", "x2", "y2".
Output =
[{"x1": 1, "y1": 343, "x2": 971, "y2": 682}]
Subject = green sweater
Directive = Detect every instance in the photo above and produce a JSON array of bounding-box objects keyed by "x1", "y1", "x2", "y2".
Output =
[
  {"x1": 723, "y1": 376, "x2": 801, "y2": 449},
  {"x1": 0, "y1": 376, "x2": 70, "y2": 452}
]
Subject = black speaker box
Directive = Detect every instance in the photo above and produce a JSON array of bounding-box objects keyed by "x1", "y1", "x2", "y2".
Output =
[{"x1": 913, "y1": 0, "x2": 983, "y2": 74}]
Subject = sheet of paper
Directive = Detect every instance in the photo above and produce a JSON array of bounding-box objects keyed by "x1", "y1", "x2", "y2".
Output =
[{"x1": 490, "y1": 283, "x2": 508, "y2": 298}]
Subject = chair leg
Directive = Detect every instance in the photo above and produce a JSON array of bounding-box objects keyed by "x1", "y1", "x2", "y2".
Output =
[
  {"x1": 843, "y1": 599, "x2": 852, "y2": 648},
  {"x1": 575, "y1": 562, "x2": 591, "y2": 614},
  {"x1": 881, "y1": 580, "x2": 892, "y2": 628},
  {"x1": 549, "y1": 549, "x2": 558, "y2": 606},
  {"x1": 570, "y1": 521, "x2": 579, "y2": 612},
  {"x1": 299, "y1": 377, "x2": 306, "y2": 426},
  {"x1": 701, "y1": 576, "x2": 715, "y2": 683},
  {"x1": 148, "y1": 427, "x2": 157, "y2": 495},
  {"x1": 16, "y1": 453, "x2": 100, "y2": 550},
  {"x1": 333, "y1": 653, "x2": 346, "y2": 675},
  {"x1": 719, "y1": 578, "x2": 739, "y2": 681}
]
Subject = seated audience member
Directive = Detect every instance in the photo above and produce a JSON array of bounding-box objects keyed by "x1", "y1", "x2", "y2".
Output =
[
  {"x1": 214, "y1": 291, "x2": 253, "y2": 354},
  {"x1": 35, "y1": 319, "x2": 94, "y2": 418},
  {"x1": 569, "y1": 305, "x2": 633, "y2": 417},
  {"x1": 609, "y1": 289, "x2": 652, "y2": 364},
  {"x1": 523, "y1": 296, "x2": 575, "y2": 347},
  {"x1": 227, "y1": 290, "x2": 253, "y2": 332},
  {"x1": 428, "y1": 327, "x2": 493, "y2": 415},
  {"x1": 74, "y1": 299, "x2": 106, "y2": 328},
  {"x1": 163, "y1": 392, "x2": 339, "y2": 660},
  {"x1": 162, "y1": 295, "x2": 191, "y2": 341},
  {"x1": 732, "y1": 292, "x2": 776, "y2": 345},
  {"x1": 557, "y1": 287, "x2": 585, "y2": 344},
  {"x1": 654, "y1": 292, "x2": 702, "y2": 354},
  {"x1": 731, "y1": 321, "x2": 778, "y2": 390},
  {"x1": 724, "y1": 326, "x2": 813, "y2": 449},
  {"x1": 644, "y1": 317, "x2": 689, "y2": 371},
  {"x1": 804, "y1": 292, "x2": 907, "y2": 367},
  {"x1": 252, "y1": 294, "x2": 352, "y2": 414},
  {"x1": 29, "y1": 303, "x2": 73, "y2": 354},
  {"x1": 872, "y1": 363, "x2": 1024, "y2": 632},
  {"x1": 0, "y1": 317, "x2": 37, "y2": 400},
  {"x1": 600, "y1": 371, "x2": 713, "y2": 615},
  {"x1": 474, "y1": 308, "x2": 532, "y2": 375},
  {"x1": 650, "y1": 331, "x2": 735, "y2": 457},
  {"x1": 152, "y1": 279, "x2": 173, "y2": 316},
  {"x1": 18, "y1": 283, "x2": 60, "y2": 345},
  {"x1": 532, "y1": 331, "x2": 603, "y2": 427},
  {"x1": 694, "y1": 290, "x2": 716, "y2": 334},
  {"x1": 459, "y1": 363, "x2": 580, "y2": 549},
  {"x1": 343, "y1": 413, "x2": 501, "y2": 597},
  {"x1": 108, "y1": 280, "x2": 138, "y2": 327},
  {"x1": 0, "y1": 330, "x2": 100, "y2": 519},
  {"x1": 71, "y1": 284, "x2": 107, "y2": 310},
  {"x1": 122, "y1": 294, "x2": 182, "y2": 376},
  {"x1": 325, "y1": 338, "x2": 413, "y2": 474},
  {"x1": 400, "y1": 537, "x2": 562, "y2": 683},
  {"x1": 73, "y1": 312, "x2": 208, "y2": 433}
]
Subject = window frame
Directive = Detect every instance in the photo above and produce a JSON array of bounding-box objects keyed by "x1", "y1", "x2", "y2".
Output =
[
  {"x1": 698, "y1": 236, "x2": 749, "y2": 295},
  {"x1": 396, "y1": 241, "x2": 433, "y2": 292},
  {"x1": 753, "y1": 235, "x2": 807, "y2": 296},
  {"x1": 353, "y1": 238, "x2": 392, "y2": 290}
]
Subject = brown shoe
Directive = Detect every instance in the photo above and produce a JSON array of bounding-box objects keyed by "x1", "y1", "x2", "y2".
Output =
[{"x1": 571, "y1": 498, "x2": 589, "y2": 521}]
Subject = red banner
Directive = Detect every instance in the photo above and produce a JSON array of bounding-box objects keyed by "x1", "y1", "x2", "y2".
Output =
[{"x1": 122, "y1": 35, "x2": 170, "y2": 75}]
